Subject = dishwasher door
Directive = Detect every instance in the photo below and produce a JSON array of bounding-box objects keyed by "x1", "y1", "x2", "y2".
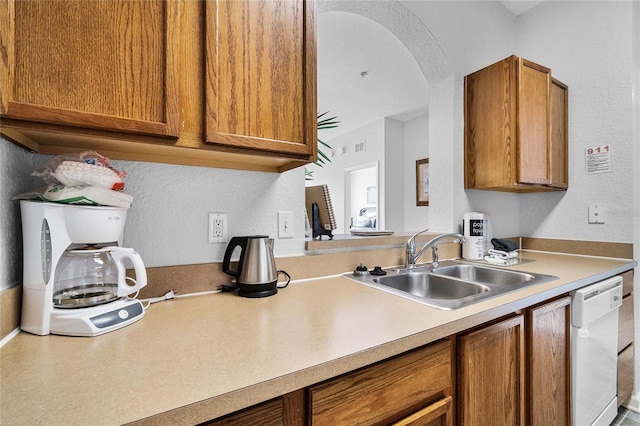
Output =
[{"x1": 571, "y1": 276, "x2": 623, "y2": 426}]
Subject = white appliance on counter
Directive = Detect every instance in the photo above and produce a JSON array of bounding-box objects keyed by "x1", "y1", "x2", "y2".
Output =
[
  {"x1": 571, "y1": 276, "x2": 623, "y2": 426},
  {"x1": 20, "y1": 200, "x2": 147, "y2": 337}
]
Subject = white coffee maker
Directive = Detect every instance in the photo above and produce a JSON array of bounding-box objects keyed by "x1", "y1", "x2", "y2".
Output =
[{"x1": 20, "y1": 200, "x2": 147, "y2": 336}]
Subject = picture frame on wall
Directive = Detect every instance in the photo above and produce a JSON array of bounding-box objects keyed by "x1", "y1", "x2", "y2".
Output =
[{"x1": 416, "y1": 158, "x2": 429, "y2": 206}]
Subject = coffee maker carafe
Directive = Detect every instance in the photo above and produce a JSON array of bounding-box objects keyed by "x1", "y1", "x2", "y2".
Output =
[
  {"x1": 53, "y1": 246, "x2": 146, "y2": 308},
  {"x1": 20, "y1": 200, "x2": 147, "y2": 336}
]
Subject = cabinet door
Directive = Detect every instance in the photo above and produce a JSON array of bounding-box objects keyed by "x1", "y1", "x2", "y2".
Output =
[
  {"x1": 0, "y1": 0, "x2": 180, "y2": 137},
  {"x1": 205, "y1": 0, "x2": 317, "y2": 160},
  {"x1": 549, "y1": 78, "x2": 568, "y2": 189},
  {"x1": 527, "y1": 296, "x2": 571, "y2": 426},
  {"x1": 517, "y1": 58, "x2": 552, "y2": 186},
  {"x1": 464, "y1": 56, "x2": 518, "y2": 189},
  {"x1": 458, "y1": 315, "x2": 525, "y2": 426}
]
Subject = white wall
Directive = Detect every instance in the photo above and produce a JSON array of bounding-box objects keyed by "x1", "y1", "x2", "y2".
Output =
[
  {"x1": 404, "y1": 0, "x2": 636, "y2": 242},
  {"x1": 111, "y1": 159, "x2": 305, "y2": 267},
  {"x1": 517, "y1": 1, "x2": 635, "y2": 242},
  {"x1": 403, "y1": 113, "x2": 429, "y2": 231},
  {"x1": 403, "y1": 0, "x2": 522, "y2": 237}
]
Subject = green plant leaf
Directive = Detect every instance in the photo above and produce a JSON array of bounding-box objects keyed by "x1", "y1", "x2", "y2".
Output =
[{"x1": 306, "y1": 111, "x2": 339, "y2": 179}]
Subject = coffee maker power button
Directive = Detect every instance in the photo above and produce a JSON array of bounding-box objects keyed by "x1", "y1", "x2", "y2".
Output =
[{"x1": 118, "y1": 309, "x2": 130, "y2": 320}]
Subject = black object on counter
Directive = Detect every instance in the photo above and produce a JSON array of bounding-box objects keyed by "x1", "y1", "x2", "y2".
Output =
[
  {"x1": 370, "y1": 266, "x2": 387, "y2": 276},
  {"x1": 491, "y1": 238, "x2": 519, "y2": 252},
  {"x1": 312, "y1": 203, "x2": 334, "y2": 240}
]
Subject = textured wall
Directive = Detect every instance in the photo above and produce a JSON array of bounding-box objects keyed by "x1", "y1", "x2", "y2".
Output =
[
  {"x1": 517, "y1": 1, "x2": 635, "y2": 242},
  {"x1": 0, "y1": 140, "x2": 306, "y2": 292},
  {"x1": 1, "y1": 140, "x2": 42, "y2": 291},
  {"x1": 103, "y1": 159, "x2": 306, "y2": 268}
]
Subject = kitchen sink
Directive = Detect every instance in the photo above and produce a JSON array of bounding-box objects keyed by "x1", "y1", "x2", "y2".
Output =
[
  {"x1": 345, "y1": 260, "x2": 558, "y2": 310},
  {"x1": 376, "y1": 273, "x2": 489, "y2": 300},
  {"x1": 431, "y1": 264, "x2": 538, "y2": 286}
]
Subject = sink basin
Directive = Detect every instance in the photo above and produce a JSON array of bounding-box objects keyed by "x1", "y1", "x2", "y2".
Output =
[
  {"x1": 431, "y1": 264, "x2": 537, "y2": 286},
  {"x1": 375, "y1": 273, "x2": 489, "y2": 300},
  {"x1": 345, "y1": 260, "x2": 558, "y2": 310}
]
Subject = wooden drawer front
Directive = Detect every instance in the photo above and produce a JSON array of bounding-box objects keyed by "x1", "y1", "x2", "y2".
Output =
[
  {"x1": 618, "y1": 344, "x2": 634, "y2": 406},
  {"x1": 203, "y1": 397, "x2": 284, "y2": 426},
  {"x1": 618, "y1": 295, "x2": 634, "y2": 352},
  {"x1": 392, "y1": 396, "x2": 453, "y2": 426},
  {"x1": 309, "y1": 339, "x2": 452, "y2": 426},
  {"x1": 621, "y1": 270, "x2": 634, "y2": 297}
]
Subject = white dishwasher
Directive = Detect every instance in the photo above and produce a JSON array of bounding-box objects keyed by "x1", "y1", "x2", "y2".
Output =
[{"x1": 571, "y1": 276, "x2": 623, "y2": 426}]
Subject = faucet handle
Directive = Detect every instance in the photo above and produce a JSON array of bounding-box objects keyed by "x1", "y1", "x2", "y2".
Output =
[{"x1": 407, "y1": 228, "x2": 430, "y2": 246}]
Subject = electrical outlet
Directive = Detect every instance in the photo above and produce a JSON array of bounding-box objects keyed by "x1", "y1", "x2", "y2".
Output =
[
  {"x1": 278, "y1": 211, "x2": 294, "y2": 239},
  {"x1": 208, "y1": 212, "x2": 228, "y2": 243}
]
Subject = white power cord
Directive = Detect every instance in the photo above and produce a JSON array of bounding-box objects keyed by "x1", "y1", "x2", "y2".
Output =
[
  {"x1": 137, "y1": 289, "x2": 222, "y2": 310},
  {"x1": 141, "y1": 290, "x2": 176, "y2": 310}
]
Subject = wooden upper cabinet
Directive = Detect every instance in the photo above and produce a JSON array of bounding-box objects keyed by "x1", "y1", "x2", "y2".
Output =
[
  {"x1": 204, "y1": 0, "x2": 317, "y2": 160},
  {"x1": 464, "y1": 55, "x2": 568, "y2": 192},
  {"x1": 0, "y1": 0, "x2": 180, "y2": 137}
]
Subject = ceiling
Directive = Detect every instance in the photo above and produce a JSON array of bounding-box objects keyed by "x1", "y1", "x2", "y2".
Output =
[
  {"x1": 317, "y1": 1, "x2": 546, "y2": 143},
  {"x1": 499, "y1": 1, "x2": 546, "y2": 16},
  {"x1": 317, "y1": 11, "x2": 428, "y2": 142}
]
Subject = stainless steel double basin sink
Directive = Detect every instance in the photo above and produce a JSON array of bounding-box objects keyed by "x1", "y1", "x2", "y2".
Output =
[{"x1": 345, "y1": 260, "x2": 558, "y2": 310}]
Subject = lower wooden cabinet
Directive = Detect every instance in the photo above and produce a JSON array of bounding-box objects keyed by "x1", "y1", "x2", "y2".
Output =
[
  {"x1": 200, "y1": 390, "x2": 305, "y2": 426},
  {"x1": 457, "y1": 315, "x2": 526, "y2": 426},
  {"x1": 203, "y1": 339, "x2": 453, "y2": 426},
  {"x1": 618, "y1": 270, "x2": 635, "y2": 406},
  {"x1": 457, "y1": 296, "x2": 571, "y2": 426},
  {"x1": 526, "y1": 296, "x2": 571, "y2": 426},
  {"x1": 308, "y1": 339, "x2": 453, "y2": 425}
]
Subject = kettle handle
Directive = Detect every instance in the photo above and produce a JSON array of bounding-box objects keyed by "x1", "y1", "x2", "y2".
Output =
[
  {"x1": 107, "y1": 247, "x2": 148, "y2": 297},
  {"x1": 222, "y1": 236, "x2": 248, "y2": 277}
]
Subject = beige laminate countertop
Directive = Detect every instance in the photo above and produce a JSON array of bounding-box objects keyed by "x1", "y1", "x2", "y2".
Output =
[{"x1": 1, "y1": 251, "x2": 635, "y2": 425}]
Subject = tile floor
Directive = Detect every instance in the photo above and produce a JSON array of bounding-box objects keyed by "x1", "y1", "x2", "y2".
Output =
[{"x1": 612, "y1": 407, "x2": 640, "y2": 425}]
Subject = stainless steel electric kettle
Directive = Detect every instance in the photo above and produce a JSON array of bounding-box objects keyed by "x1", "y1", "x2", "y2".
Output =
[{"x1": 222, "y1": 235, "x2": 290, "y2": 298}]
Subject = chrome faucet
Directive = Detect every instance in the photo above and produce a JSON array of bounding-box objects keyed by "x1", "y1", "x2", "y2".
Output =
[{"x1": 405, "y1": 230, "x2": 466, "y2": 268}]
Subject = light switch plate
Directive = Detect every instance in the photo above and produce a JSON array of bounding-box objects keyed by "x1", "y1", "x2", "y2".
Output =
[
  {"x1": 278, "y1": 211, "x2": 294, "y2": 239},
  {"x1": 588, "y1": 204, "x2": 606, "y2": 224}
]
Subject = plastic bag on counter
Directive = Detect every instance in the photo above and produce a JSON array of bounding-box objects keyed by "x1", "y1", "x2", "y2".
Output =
[{"x1": 32, "y1": 151, "x2": 127, "y2": 190}]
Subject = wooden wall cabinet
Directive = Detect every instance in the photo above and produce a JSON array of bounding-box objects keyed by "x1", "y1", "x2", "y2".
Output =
[
  {"x1": 464, "y1": 55, "x2": 568, "y2": 192},
  {"x1": 1, "y1": 0, "x2": 180, "y2": 137},
  {"x1": 0, "y1": 0, "x2": 316, "y2": 172},
  {"x1": 204, "y1": 0, "x2": 317, "y2": 161}
]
